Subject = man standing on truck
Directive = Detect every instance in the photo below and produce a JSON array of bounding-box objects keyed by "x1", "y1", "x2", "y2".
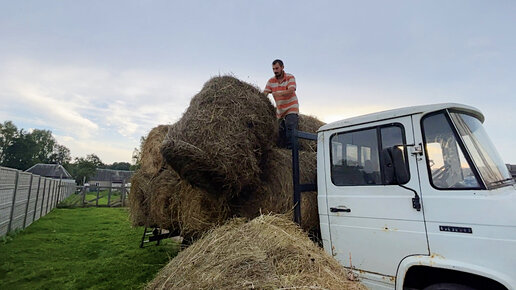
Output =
[{"x1": 263, "y1": 59, "x2": 299, "y2": 148}]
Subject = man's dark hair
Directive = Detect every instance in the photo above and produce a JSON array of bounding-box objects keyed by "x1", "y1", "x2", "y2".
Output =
[{"x1": 272, "y1": 59, "x2": 284, "y2": 67}]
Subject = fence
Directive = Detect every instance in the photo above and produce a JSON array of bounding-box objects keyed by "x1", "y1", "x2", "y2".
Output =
[
  {"x1": 78, "y1": 184, "x2": 129, "y2": 207},
  {"x1": 0, "y1": 166, "x2": 76, "y2": 237}
]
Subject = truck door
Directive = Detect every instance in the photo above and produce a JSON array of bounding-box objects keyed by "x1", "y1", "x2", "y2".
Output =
[
  {"x1": 324, "y1": 116, "x2": 429, "y2": 277},
  {"x1": 413, "y1": 110, "x2": 516, "y2": 278}
]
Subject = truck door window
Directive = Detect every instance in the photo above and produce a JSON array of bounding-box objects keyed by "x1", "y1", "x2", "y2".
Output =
[
  {"x1": 330, "y1": 124, "x2": 407, "y2": 186},
  {"x1": 422, "y1": 112, "x2": 481, "y2": 189},
  {"x1": 380, "y1": 125, "x2": 410, "y2": 184},
  {"x1": 331, "y1": 128, "x2": 380, "y2": 185}
]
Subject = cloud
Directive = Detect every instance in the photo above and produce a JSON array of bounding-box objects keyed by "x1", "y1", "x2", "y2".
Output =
[
  {"x1": 0, "y1": 59, "x2": 205, "y2": 162},
  {"x1": 54, "y1": 133, "x2": 134, "y2": 164}
]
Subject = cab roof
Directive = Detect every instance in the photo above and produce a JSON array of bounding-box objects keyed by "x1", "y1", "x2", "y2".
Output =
[{"x1": 318, "y1": 103, "x2": 484, "y2": 132}]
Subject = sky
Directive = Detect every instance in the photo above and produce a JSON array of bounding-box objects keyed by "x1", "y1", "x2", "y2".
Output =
[{"x1": 0, "y1": 1, "x2": 515, "y2": 164}]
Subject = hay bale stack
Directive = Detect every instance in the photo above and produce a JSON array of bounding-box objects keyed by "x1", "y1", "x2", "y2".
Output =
[
  {"x1": 149, "y1": 166, "x2": 230, "y2": 240},
  {"x1": 230, "y1": 149, "x2": 319, "y2": 231},
  {"x1": 162, "y1": 76, "x2": 278, "y2": 197},
  {"x1": 147, "y1": 215, "x2": 364, "y2": 290},
  {"x1": 297, "y1": 114, "x2": 325, "y2": 152},
  {"x1": 131, "y1": 76, "x2": 326, "y2": 236},
  {"x1": 129, "y1": 125, "x2": 172, "y2": 227}
]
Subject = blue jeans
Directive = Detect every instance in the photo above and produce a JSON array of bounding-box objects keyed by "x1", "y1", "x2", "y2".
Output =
[{"x1": 279, "y1": 114, "x2": 299, "y2": 149}]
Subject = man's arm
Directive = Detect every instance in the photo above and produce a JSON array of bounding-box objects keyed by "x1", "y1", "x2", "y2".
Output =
[{"x1": 272, "y1": 87, "x2": 295, "y2": 98}]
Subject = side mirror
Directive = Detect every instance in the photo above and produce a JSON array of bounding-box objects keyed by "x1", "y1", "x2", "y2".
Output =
[{"x1": 381, "y1": 146, "x2": 410, "y2": 185}]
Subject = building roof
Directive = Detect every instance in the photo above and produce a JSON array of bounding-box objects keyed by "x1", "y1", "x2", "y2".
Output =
[
  {"x1": 319, "y1": 103, "x2": 484, "y2": 132},
  {"x1": 507, "y1": 164, "x2": 516, "y2": 178},
  {"x1": 25, "y1": 163, "x2": 73, "y2": 179},
  {"x1": 90, "y1": 168, "x2": 134, "y2": 182}
]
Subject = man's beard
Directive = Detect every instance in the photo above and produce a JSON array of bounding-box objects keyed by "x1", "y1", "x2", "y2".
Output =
[{"x1": 274, "y1": 71, "x2": 284, "y2": 78}]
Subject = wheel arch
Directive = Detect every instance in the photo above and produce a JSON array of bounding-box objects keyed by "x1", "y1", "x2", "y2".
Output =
[{"x1": 395, "y1": 255, "x2": 511, "y2": 290}]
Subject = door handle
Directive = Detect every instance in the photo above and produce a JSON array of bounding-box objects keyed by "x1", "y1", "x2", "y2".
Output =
[{"x1": 330, "y1": 206, "x2": 351, "y2": 213}]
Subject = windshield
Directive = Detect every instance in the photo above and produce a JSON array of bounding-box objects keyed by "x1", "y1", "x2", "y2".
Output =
[{"x1": 449, "y1": 112, "x2": 513, "y2": 188}]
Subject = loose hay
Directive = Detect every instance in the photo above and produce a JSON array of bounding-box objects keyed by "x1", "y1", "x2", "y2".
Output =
[
  {"x1": 162, "y1": 76, "x2": 278, "y2": 197},
  {"x1": 231, "y1": 149, "x2": 319, "y2": 231},
  {"x1": 147, "y1": 215, "x2": 364, "y2": 290}
]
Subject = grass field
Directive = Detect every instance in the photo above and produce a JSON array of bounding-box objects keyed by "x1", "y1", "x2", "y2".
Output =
[
  {"x1": 58, "y1": 190, "x2": 124, "y2": 208},
  {"x1": 0, "y1": 207, "x2": 179, "y2": 290}
]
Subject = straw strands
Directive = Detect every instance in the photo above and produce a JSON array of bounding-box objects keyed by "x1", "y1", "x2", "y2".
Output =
[{"x1": 147, "y1": 215, "x2": 364, "y2": 290}]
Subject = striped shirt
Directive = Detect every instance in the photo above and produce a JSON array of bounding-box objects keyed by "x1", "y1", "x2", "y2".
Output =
[{"x1": 264, "y1": 73, "x2": 299, "y2": 118}]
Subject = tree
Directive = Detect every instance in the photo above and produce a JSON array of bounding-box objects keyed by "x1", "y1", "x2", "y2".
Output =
[
  {"x1": 131, "y1": 136, "x2": 146, "y2": 171},
  {"x1": 2, "y1": 130, "x2": 37, "y2": 170},
  {"x1": 30, "y1": 129, "x2": 56, "y2": 163},
  {"x1": 0, "y1": 121, "x2": 19, "y2": 164},
  {"x1": 86, "y1": 154, "x2": 104, "y2": 168},
  {"x1": 105, "y1": 162, "x2": 131, "y2": 171},
  {"x1": 67, "y1": 154, "x2": 105, "y2": 185},
  {"x1": 0, "y1": 121, "x2": 72, "y2": 170},
  {"x1": 49, "y1": 144, "x2": 72, "y2": 165}
]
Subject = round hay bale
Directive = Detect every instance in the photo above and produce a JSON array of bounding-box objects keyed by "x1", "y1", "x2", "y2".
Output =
[
  {"x1": 148, "y1": 166, "x2": 230, "y2": 240},
  {"x1": 129, "y1": 125, "x2": 173, "y2": 227},
  {"x1": 230, "y1": 149, "x2": 319, "y2": 232},
  {"x1": 297, "y1": 114, "x2": 325, "y2": 152},
  {"x1": 140, "y1": 125, "x2": 173, "y2": 176},
  {"x1": 161, "y1": 76, "x2": 278, "y2": 197},
  {"x1": 147, "y1": 215, "x2": 364, "y2": 290},
  {"x1": 128, "y1": 170, "x2": 154, "y2": 227}
]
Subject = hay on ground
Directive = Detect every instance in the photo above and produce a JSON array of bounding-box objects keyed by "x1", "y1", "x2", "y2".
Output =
[
  {"x1": 147, "y1": 215, "x2": 364, "y2": 290},
  {"x1": 161, "y1": 76, "x2": 278, "y2": 197},
  {"x1": 231, "y1": 148, "x2": 319, "y2": 231}
]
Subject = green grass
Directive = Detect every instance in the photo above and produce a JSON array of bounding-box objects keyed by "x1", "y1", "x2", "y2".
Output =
[
  {"x1": 85, "y1": 190, "x2": 123, "y2": 206},
  {"x1": 58, "y1": 190, "x2": 125, "y2": 208},
  {"x1": 0, "y1": 207, "x2": 179, "y2": 290}
]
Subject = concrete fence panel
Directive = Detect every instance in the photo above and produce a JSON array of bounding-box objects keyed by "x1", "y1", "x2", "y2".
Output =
[
  {"x1": 24, "y1": 175, "x2": 39, "y2": 227},
  {"x1": 10, "y1": 172, "x2": 32, "y2": 231},
  {"x1": 0, "y1": 166, "x2": 76, "y2": 237},
  {"x1": 0, "y1": 168, "x2": 18, "y2": 237}
]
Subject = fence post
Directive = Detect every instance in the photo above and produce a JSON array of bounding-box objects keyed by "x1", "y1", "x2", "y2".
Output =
[
  {"x1": 40, "y1": 178, "x2": 47, "y2": 217},
  {"x1": 45, "y1": 179, "x2": 52, "y2": 214},
  {"x1": 107, "y1": 186, "x2": 112, "y2": 207},
  {"x1": 32, "y1": 176, "x2": 42, "y2": 222},
  {"x1": 121, "y1": 180, "x2": 126, "y2": 207},
  {"x1": 56, "y1": 175, "x2": 62, "y2": 207},
  {"x1": 23, "y1": 174, "x2": 34, "y2": 228},
  {"x1": 51, "y1": 179, "x2": 57, "y2": 209},
  {"x1": 7, "y1": 170, "x2": 20, "y2": 233},
  {"x1": 81, "y1": 185, "x2": 86, "y2": 206}
]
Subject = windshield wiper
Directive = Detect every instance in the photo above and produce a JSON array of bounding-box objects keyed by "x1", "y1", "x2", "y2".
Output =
[{"x1": 488, "y1": 178, "x2": 515, "y2": 186}]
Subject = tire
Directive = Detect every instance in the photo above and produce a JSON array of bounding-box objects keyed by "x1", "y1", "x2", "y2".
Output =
[{"x1": 423, "y1": 283, "x2": 476, "y2": 290}]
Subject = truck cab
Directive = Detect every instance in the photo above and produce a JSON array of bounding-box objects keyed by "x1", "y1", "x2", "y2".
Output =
[{"x1": 316, "y1": 103, "x2": 515, "y2": 289}]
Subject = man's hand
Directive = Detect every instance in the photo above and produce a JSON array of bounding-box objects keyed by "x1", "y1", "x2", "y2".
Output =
[{"x1": 272, "y1": 87, "x2": 295, "y2": 98}]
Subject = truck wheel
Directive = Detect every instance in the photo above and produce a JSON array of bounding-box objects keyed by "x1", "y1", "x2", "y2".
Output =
[{"x1": 423, "y1": 283, "x2": 475, "y2": 290}]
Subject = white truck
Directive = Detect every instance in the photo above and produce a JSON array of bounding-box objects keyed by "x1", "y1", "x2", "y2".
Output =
[{"x1": 308, "y1": 103, "x2": 515, "y2": 290}]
